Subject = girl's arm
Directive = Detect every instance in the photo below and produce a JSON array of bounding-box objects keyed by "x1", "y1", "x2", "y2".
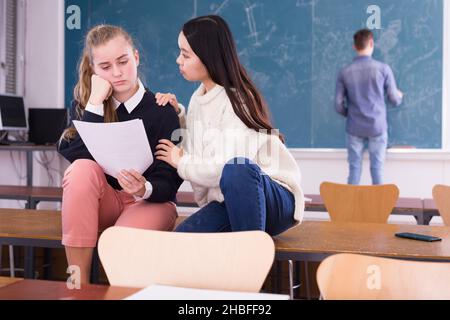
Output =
[
  {"x1": 143, "y1": 107, "x2": 184, "y2": 202},
  {"x1": 58, "y1": 101, "x2": 100, "y2": 163},
  {"x1": 58, "y1": 75, "x2": 112, "y2": 163},
  {"x1": 155, "y1": 92, "x2": 187, "y2": 129},
  {"x1": 158, "y1": 104, "x2": 260, "y2": 188}
]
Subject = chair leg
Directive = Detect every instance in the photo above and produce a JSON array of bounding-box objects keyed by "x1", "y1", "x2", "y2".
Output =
[
  {"x1": 288, "y1": 260, "x2": 304, "y2": 300},
  {"x1": 288, "y1": 260, "x2": 294, "y2": 300},
  {"x1": 9, "y1": 245, "x2": 15, "y2": 278},
  {"x1": 304, "y1": 261, "x2": 311, "y2": 300}
]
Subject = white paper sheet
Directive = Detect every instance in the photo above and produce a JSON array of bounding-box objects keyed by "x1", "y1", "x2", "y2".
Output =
[
  {"x1": 73, "y1": 119, "x2": 153, "y2": 178},
  {"x1": 124, "y1": 284, "x2": 290, "y2": 300}
]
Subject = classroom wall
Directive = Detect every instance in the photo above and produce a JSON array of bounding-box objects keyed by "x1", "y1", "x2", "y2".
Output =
[
  {"x1": 0, "y1": 0, "x2": 65, "y2": 209},
  {"x1": 1, "y1": 0, "x2": 450, "y2": 211}
]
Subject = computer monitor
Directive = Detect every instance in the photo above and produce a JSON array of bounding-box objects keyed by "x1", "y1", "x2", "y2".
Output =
[
  {"x1": 0, "y1": 94, "x2": 28, "y2": 131},
  {"x1": 28, "y1": 108, "x2": 68, "y2": 145}
]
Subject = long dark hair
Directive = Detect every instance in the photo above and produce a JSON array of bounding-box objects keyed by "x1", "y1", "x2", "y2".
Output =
[{"x1": 182, "y1": 15, "x2": 284, "y2": 143}]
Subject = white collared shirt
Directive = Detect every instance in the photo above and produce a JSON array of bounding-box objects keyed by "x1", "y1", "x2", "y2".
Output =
[
  {"x1": 85, "y1": 79, "x2": 153, "y2": 201},
  {"x1": 85, "y1": 79, "x2": 146, "y2": 116}
]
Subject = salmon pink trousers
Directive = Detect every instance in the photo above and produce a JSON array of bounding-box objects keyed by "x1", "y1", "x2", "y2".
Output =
[{"x1": 61, "y1": 159, "x2": 178, "y2": 248}]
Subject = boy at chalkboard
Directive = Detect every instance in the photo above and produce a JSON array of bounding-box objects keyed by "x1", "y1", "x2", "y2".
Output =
[{"x1": 335, "y1": 29, "x2": 403, "y2": 185}]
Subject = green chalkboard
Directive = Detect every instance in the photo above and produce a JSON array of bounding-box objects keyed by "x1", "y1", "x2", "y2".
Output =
[{"x1": 65, "y1": 0, "x2": 443, "y2": 148}]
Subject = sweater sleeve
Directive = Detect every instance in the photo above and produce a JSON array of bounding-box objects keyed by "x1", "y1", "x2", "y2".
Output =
[
  {"x1": 177, "y1": 103, "x2": 259, "y2": 188},
  {"x1": 177, "y1": 103, "x2": 187, "y2": 130},
  {"x1": 57, "y1": 101, "x2": 103, "y2": 163},
  {"x1": 144, "y1": 107, "x2": 183, "y2": 203}
]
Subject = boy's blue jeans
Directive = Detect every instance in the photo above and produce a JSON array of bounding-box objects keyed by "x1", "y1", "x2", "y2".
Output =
[
  {"x1": 346, "y1": 132, "x2": 388, "y2": 185},
  {"x1": 175, "y1": 158, "x2": 297, "y2": 236}
]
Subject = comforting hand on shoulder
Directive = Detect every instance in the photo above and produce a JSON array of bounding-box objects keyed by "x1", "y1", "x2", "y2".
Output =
[{"x1": 155, "y1": 92, "x2": 180, "y2": 114}]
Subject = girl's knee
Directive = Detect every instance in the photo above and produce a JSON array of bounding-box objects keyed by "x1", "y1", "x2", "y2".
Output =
[
  {"x1": 220, "y1": 158, "x2": 260, "y2": 190},
  {"x1": 63, "y1": 159, "x2": 104, "y2": 186}
]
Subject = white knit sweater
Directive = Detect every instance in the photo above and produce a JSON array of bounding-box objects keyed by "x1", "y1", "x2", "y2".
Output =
[{"x1": 177, "y1": 84, "x2": 305, "y2": 222}]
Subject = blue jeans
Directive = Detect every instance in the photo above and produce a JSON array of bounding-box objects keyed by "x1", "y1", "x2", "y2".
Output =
[
  {"x1": 346, "y1": 132, "x2": 388, "y2": 185},
  {"x1": 175, "y1": 158, "x2": 296, "y2": 236}
]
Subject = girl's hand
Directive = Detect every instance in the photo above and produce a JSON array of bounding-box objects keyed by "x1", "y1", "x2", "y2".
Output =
[
  {"x1": 155, "y1": 92, "x2": 180, "y2": 114},
  {"x1": 88, "y1": 75, "x2": 113, "y2": 105},
  {"x1": 117, "y1": 169, "x2": 147, "y2": 197},
  {"x1": 155, "y1": 139, "x2": 183, "y2": 169}
]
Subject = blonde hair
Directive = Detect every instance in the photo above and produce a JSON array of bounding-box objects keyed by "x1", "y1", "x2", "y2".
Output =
[{"x1": 62, "y1": 25, "x2": 137, "y2": 140}]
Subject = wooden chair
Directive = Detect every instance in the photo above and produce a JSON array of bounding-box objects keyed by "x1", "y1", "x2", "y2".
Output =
[
  {"x1": 317, "y1": 253, "x2": 450, "y2": 300},
  {"x1": 320, "y1": 182, "x2": 400, "y2": 223},
  {"x1": 432, "y1": 184, "x2": 450, "y2": 226},
  {"x1": 98, "y1": 227, "x2": 275, "y2": 291},
  {"x1": 292, "y1": 182, "x2": 399, "y2": 299}
]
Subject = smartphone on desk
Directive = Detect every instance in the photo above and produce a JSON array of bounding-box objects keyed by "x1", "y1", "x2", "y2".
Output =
[{"x1": 395, "y1": 232, "x2": 442, "y2": 242}]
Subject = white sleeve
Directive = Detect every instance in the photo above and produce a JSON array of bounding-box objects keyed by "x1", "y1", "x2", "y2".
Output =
[
  {"x1": 85, "y1": 102, "x2": 104, "y2": 116},
  {"x1": 177, "y1": 103, "x2": 187, "y2": 129},
  {"x1": 133, "y1": 180, "x2": 153, "y2": 201},
  {"x1": 177, "y1": 106, "x2": 259, "y2": 188}
]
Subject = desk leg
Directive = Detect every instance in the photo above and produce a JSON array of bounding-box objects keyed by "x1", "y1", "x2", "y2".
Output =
[
  {"x1": 26, "y1": 150, "x2": 33, "y2": 187},
  {"x1": 29, "y1": 199, "x2": 38, "y2": 210},
  {"x1": 276, "y1": 261, "x2": 282, "y2": 293},
  {"x1": 423, "y1": 214, "x2": 433, "y2": 226},
  {"x1": 24, "y1": 246, "x2": 35, "y2": 279},
  {"x1": 43, "y1": 248, "x2": 52, "y2": 279},
  {"x1": 414, "y1": 214, "x2": 425, "y2": 225},
  {"x1": 270, "y1": 261, "x2": 282, "y2": 293}
]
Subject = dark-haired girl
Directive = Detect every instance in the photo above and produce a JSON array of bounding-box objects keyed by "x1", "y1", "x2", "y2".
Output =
[{"x1": 156, "y1": 15, "x2": 304, "y2": 235}]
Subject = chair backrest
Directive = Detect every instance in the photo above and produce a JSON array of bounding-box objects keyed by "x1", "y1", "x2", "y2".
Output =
[
  {"x1": 432, "y1": 184, "x2": 450, "y2": 226},
  {"x1": 320, "y1": 182, "x2": 399, "y2": 223},
  {"x1": 98, "y1": 227, "x2": 275, "y2": 291},
  {"x1": 316, "y1": 253, "x2": 450, "y2": 300}
]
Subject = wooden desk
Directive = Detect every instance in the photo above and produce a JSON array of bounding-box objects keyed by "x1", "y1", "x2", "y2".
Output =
[
  {"x1": 0, "y1": 185, "x2": 30, "y2": 202},
  {"x1": 179, "y1": 193, "x2": 429, "y2": 224},
  {"x1": 0, "y1": 186, "x2": 63, "y2": 209},
  {"x1": 0, "y1": 277, "x2": 22, "y2": 289},
  {"x1": 304, "y1": 195, "x2": 427, "y2": 224},
  {"x1": 274, "y1": 221, "x2": 450, "y2": 262},
  {"x1": 0, "y1": 209, "x2": 188, "y2": 280},
  {"x1": 5, "y1": 209, "x2": 447, "y2": 264},
  {"x1": 393, "y1": 197, "x2": 425, "y2": 222},
  {"x1": 423, "y1": 199, "x2": 440, "y2": 225},
  {"x1": 0, "y1": 209, "x2": 62, "y2": 247},
  {"x1": 0, "y1": 278, "x2": 140, "y2": 300},
  {"x1": 10, "y1": 189, "x2": 423, "y2": 225},
  {"x1": 0, "y1": 279, "x2": 288, "y2": 300},
  {"x1": 0, "y1": 209, "x2": 62, "y2": 279},
  {"x1": 0, "y1": 188, "x2": 194, "y2": 209}
]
